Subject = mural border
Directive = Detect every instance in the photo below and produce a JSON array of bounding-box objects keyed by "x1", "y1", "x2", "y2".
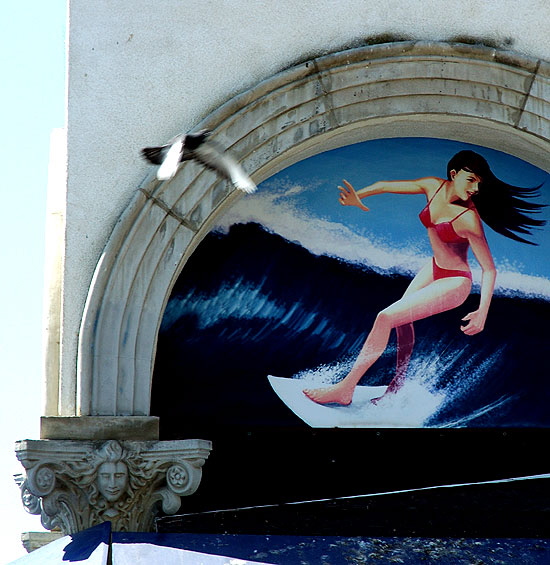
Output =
[{"x1": 74, "y1": 41, "x2": 550, "y2": 416}]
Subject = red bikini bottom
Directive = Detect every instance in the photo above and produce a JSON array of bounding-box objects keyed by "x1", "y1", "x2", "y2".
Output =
[{"x1": 432, "y1": 258, "x2": 472, "y2": 281}]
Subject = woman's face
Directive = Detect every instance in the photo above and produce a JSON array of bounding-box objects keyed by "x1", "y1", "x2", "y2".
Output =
[{"x1": 451, "y1": 168, "x2": 481, "y2": 201}]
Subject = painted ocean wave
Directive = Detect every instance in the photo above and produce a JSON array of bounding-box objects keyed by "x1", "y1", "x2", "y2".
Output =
[{"x1": 152, "y1": 223, "x2": 550, "y2": 429}]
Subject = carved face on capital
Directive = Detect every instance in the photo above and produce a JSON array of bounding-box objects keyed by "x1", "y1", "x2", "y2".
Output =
[{"x1": 96, "y1": 461, "x2": 128, "y2": 502}]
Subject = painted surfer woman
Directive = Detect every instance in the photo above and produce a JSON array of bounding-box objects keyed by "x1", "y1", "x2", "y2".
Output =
[{"x1": 304, "y1": 150, "x2": 545, "y2": 406}]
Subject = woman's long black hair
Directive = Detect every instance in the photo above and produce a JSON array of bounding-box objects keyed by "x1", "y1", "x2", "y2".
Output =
[{"x1": 447, "y1": 150, "x2": 546, "y2": 245}]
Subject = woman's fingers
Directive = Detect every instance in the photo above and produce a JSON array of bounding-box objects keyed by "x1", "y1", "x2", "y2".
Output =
[
  {"x1": 338, "y1": 185, "x2": 353, "y2": 205},
  {"x1": 338, "y1": 180, "x2": 369, "y2": 211},
  {"x1": 338, "y1": 180, "x2": 354, "y2": 196},
  {"x1": 460, "y1": 312, "x2": 484, "y2": 335}
]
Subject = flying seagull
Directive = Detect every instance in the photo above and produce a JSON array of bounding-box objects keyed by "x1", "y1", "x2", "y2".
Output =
[{"x1": 141, "y1": 130, "x2": 256, "y2": 193}]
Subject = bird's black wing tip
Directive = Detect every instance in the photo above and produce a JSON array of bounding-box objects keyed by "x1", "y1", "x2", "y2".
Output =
[{"x1": 141, "y1": 146, "x2": 164, "y2": 165}]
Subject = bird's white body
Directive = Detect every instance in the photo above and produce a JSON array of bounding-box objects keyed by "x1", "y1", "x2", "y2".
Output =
[{"x1": 156, "y1": 137, "x2": 184, "y2": 181}]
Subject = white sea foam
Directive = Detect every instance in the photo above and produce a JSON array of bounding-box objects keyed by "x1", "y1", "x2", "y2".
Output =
[
  {"x1": 280, "y1": 334, "x2": 514, "y2": 428},
  {"x1": 215, "y1": 181, "x2": 426, "y2": 275},
  {"x1": 289, "y1": 361, "x2": 444, "y2": 428}
]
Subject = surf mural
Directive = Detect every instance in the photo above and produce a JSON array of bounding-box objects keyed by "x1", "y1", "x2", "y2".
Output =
[{"x1": 151, "y1": 137, "x2": 549, "y2": 430}]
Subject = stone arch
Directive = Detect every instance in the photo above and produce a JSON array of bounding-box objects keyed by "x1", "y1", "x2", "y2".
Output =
[{"x1": 76, "y1": 41, "x2": 549, "y2": 416}]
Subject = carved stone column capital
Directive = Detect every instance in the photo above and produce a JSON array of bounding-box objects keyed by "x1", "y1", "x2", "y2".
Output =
[{"x1": 15, "y1": 439, "x2": 211, "y2": 534}]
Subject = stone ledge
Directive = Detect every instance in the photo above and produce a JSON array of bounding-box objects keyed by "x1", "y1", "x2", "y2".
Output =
[
  {"x1": 21, "y1": 531, "x2": 64, "y2": 553},
  {"x1": 40, "y1": 416, "x2": 159, "y2": 440}
]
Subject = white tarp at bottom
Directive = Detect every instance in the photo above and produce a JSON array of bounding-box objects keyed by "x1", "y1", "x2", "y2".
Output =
[
  {"x1": 9, "y1": 523, "x2": 274, "y2": 565},
  {"x1": 112, "y1": 541, "x2": 274, "y2": 565}
]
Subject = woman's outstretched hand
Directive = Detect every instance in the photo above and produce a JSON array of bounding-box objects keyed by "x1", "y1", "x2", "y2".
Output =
[
  {"x1": 338, "y1": 180, "x2": 370, "y2": 211},
  {"x1": 461, "y1": 310, "x2": 487, "y2": 335}
]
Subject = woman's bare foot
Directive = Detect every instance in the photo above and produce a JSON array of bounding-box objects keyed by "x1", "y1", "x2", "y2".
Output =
[{"x1": 303, "y1": 383, "x2": 354, "y2": 406}]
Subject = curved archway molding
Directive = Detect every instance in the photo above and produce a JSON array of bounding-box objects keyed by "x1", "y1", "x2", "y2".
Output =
[{"x1": 73, "y1": 41, "x2": 549, "y2": 417}]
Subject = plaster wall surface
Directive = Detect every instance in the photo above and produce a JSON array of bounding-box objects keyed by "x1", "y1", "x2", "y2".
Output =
[{"x1": 50, "y1": 0, "x2": 550, "y2": 415}]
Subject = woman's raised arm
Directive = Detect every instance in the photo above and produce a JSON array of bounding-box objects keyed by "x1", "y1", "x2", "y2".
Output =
[{"x1": 339, "y1": 178, "x2": 440, "y2": 211}]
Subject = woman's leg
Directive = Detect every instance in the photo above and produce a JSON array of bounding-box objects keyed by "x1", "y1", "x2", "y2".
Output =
[
  {"x1": 371, "y1": 264, "x2": 433, "y2": 403},
  {"x1": 391, "y1": 323, "x2": 415, "y2": 390},
  {"x1": 380, "y1": 264, "x2": 433, "y2": 397},
  {"x1": 303, "y1": 262, "x2": 432, "y2": 405},
  {"x1": 303, "y1": 270, "x2": 471, "y2": 405},
  {"x1": 368, "y1": 322, "x2": 415, "y2": 405}
]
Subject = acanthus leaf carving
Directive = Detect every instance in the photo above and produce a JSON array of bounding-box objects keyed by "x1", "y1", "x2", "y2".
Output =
[{"x1": 15, "y1": 439, "x2": 211, "y2": 534}]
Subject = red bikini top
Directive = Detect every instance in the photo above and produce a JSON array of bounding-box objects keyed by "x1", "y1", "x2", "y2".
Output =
[{"x1": 419, "y1": 181, "x2": 472, "y2": 244}]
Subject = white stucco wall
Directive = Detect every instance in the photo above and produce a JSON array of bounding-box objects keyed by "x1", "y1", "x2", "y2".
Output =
[{"x1": 48, "y1": 0, "x2": 550, "y2": 415}]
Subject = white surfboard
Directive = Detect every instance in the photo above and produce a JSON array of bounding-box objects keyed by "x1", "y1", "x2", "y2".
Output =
[{"x1": 268, "y1": 375, "x2": 444, "y2": 428}]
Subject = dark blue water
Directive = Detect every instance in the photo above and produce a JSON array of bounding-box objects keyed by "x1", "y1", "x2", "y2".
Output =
[{"x1": 152, "y1": 223, "x2": 550, "y2": 430}]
